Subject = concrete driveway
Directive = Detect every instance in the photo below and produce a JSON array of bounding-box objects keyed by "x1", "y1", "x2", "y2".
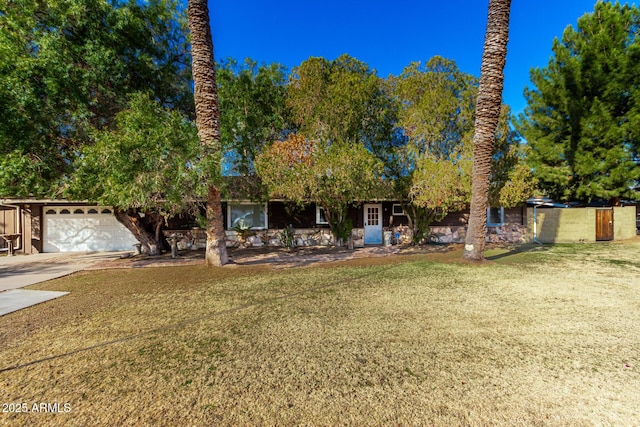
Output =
[{"x1": 0, "y1": 252, "x2": 124, "y2": 316}]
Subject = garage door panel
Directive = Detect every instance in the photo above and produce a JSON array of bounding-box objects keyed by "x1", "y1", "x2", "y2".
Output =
[{"x1": 44, "y1": 208, "x2": 138, "y2": 252}]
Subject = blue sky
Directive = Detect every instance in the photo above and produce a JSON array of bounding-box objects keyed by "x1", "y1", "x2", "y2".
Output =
[{"x1": 209, "y1": 0, "x2": 603, "y2": 116}]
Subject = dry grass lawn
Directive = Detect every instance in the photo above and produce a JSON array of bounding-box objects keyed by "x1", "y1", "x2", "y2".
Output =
[{"x1": 1, "y1": 242, "x2": 640, "y2": 426}]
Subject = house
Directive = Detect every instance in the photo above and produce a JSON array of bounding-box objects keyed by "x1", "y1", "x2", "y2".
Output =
[
  {"x1": 163, "y1": 200, "x2": 530, "y2": 250},
  {"x1": 0, "y1": 197, "x2": 529, "y2": 254}
]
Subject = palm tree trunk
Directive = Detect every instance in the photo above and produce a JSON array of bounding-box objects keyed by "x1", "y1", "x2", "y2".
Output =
[
  {"x1": 187, "y1": 0, "x2": 229, "y2": 266},
  {"x1": 463, "y1": 0, "x2": 512, "y2": 261}
]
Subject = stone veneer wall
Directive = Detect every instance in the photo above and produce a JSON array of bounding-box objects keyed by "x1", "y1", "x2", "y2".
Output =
[
  {"x1": 164, "y1": 228, "x2": 367, "y2": 249},
  {"x1": 394, "y1": 224, "x2": 528, "y2": 244},
  {"x1": 164, "y1": 222, "x2": 527, "y2": 250}
]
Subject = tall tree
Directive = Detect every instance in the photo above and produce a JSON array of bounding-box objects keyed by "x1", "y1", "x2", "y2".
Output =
[
  {"x1": 217, "y1": 58, "x2": 290, "y2": 175},
  {"x1": 463, "y1": 0, "x2": 512, "y2": 261},
  {"x1": 187, "y1": 0, "x2": 228, "y2": 266},
  {"x1": 518, "y1": 1, "x2": 640, "y2": 204},
  {"x1": 287, "y1": 54, "x2": 383, "y2": 145},
  {"x1": 393, "y1": 57, "x2": 477, "y2": 243},
  {"x1": 278, "y1": 54, "x2": 391, "y2": 242},
  {"x1": 66, "y1": 93, "x2": 201, "y2": 255},
  {"x1": 392, "y1": 57, "x2": 532, "y2": 244},
  {"x1": 0, "y1": 0, "x2": 193, "y2": 197}
]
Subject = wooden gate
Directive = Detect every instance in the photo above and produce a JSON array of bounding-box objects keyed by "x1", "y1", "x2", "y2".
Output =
[{"x1": 596, "y1": 208, "x2": 614, "y2": 241}]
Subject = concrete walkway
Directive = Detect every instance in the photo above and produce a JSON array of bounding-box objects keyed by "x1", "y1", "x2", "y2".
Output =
[
  {"x1": 0, "y1": 252, "x2": 125, "y2": 316},
  {"x1": 0, "y1": 289, "x2": 70, "y2": 316}
]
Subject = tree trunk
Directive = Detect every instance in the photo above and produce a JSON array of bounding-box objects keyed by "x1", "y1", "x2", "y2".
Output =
[
  {"x1": 188, "y1": 0, "x2": 229, "y2": 266},
  {"x1": 113, "y1": 208, "x2": 160, "y2": 255},
  {"x1": 405, "y1": 204, "x2": 436, "y2": 245},
  {"x1": 205, "y1": 185, "x2": 229, "y2": 266},
  {"x1": 146, "y1": 211, "x2": 170, "y2": 252},
  {"x1": 463, "y1": 0, "x2": 512, "y2": 261},
  {"x1": 326, "y1": 205, "x2": 351, "y2": 247}
]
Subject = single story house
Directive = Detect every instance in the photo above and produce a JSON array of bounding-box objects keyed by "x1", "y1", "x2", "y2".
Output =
[{"x1": 1, "y1": 196, "x2": 530, "y2": 254}]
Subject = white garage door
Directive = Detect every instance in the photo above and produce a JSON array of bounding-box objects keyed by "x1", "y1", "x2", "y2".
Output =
[{"x1": 43, "y1": 206, "x2": 138, "y2": 252}]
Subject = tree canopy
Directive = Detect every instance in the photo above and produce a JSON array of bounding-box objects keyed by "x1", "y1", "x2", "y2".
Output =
[
  {"x1": 65, "y1": 92, "x2": 201, "y2": 254},
  {"x1": 66, "y1": 92, "x2": 201, "y2": 216},
  {"x1": 254, "y1": 54, "x2": 534, "y2": 246},
  {"x1": 255, "y1": 134, "x2": 383, "y2": 244},
  {"x1": 0, "y1": 0, "x2": 192, "y2": 197},
  {"x1": 392, "y1": 57, "x2": 533, "y2": 243},
  {"x1": 256, "y1": 54, "x2": 391, "y2": 244},
  {"x1": 519, "y1": 1, "x2": 640, "y2": 203},
  {"x1": 287, "y1": 54, "x2": 385, "y2": 145},
  {"x1": 217, "y1": 58, "x2": 290, "y2": 175}
]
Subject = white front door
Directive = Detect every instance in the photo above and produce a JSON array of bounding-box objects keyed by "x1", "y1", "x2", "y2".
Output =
[{"x1": 363, "y1": 204, "x2": 383, "y2": 245}]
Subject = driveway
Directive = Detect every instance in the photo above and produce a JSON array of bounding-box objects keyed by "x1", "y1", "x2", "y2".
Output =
[{"x1": 0, "y1": 252, "x2": 125, "y2": 316}]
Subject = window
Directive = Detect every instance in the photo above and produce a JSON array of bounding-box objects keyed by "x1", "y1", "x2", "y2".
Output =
[
  {"x1": 228, "y1": 203, "x2": 267, "y2": 229},
  {"x1": 74, "y1": 208, "x2": 85, "y2": 214},
  {"x1": 46, "y1": 209, "x2": 56, "y2": 215},
  {"x1": 487, "y1": 207, "x2": 504, "y2": 226},
  {"x1": 60, "y1": 209, "x2": 70, "y2": 214},
  {"x1": 366, "y1": 206, "x2": 380, "y2": 226},
  {"x1": 392, "y1": 204, "x2": 406, "y2": 216},
  {"x1": 87, "y1": 208, "x2": 98, "y2": 214},
  {"x1": 316, "y1": 205, "x2": 328, "y2": 224},
  {"x1": 101, "y1": 208, "x2": 112, "y2": 214}
]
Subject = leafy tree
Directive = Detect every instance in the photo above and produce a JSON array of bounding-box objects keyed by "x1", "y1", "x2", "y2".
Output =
[
  {"x1": 490, "y1": 108, "x2": 538, "y2": 208},
  {"x1": 187, "y1": 0, "x2": 229, "y2": 266},
  {"x1": 255, "y1": 135, "x2": 383, "y2": 245},
  {"x1": 519, "y1": 1, "x2": 640, "y2": 204},
  {"x1": 276, "y1": 55, "x2": 391, "y2": 243},
  {"x1": 393, "y1": 57, "x2": 476, "y2": 244},
  {"x1": 361, "y1": 78, "x2": 407, "y2": 177},
  {"x1": 393, "y1": 56, "x2": 532, "y2": 245},
  {"x1": 66, "y1": 93, "x2": 201, "y2": 255},
  {"x1": 287, "y1": 54, "x2": 384, "y2": 145},
  {"x1": 0, "y1": 0, "x2": 193, "y2": 197},
  {"x1": 217, "y1": 58, "x2": 290, "y2": 175},
  {"x1": 464, "y1": 0, "x2": 512, "y2": 261}
]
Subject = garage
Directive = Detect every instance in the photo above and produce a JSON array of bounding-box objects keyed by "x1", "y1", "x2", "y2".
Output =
[{"x1": 43, "y1": 206, "x2": 137, "y2": 252}]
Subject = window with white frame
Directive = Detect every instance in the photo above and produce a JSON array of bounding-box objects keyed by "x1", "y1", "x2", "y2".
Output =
[
  {"x1": 392, "y1": 204, "x2": 406, "y2": 216},
  {"x1": 316, "y1": 205, "x2": 328, "y2": 224},
  {"x1": 228, "y1": 203, "x2": 267, "y2": 229},
  {"x1": 487, "y1": 207, "x2": 504, "y2": 226}
]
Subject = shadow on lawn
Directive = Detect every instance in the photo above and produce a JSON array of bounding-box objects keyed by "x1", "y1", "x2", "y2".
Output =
[{"x1": 484, "y1": 242, "x2": 554, "y2": 262}]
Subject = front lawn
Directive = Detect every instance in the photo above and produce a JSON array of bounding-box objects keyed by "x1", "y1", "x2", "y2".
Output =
[{"x1": 1, "y1": 242, "x2": 639, "y2": 426}]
